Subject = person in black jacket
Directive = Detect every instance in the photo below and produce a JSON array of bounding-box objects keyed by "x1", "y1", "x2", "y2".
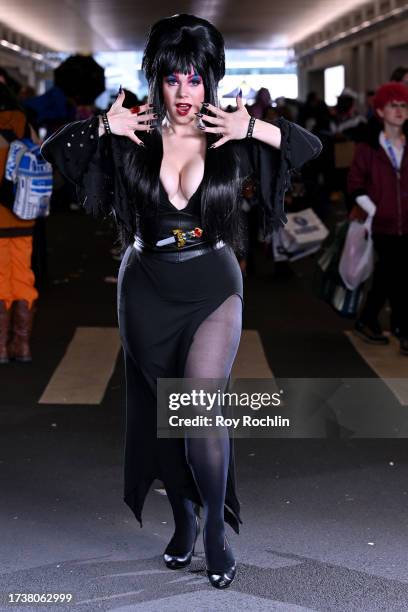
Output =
[{"x1": 41, "y1": 13, "x2": 322, "y2": 589}]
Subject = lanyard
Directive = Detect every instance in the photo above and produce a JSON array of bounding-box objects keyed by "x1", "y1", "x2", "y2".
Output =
[{"x1": 383, "y1": 135, "x2": 405, "y2": 174}]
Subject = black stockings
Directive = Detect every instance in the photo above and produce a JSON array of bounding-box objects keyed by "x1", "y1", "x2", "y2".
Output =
[{"x1": 165, "y1": 295, "x2": 242, "y2": 569}]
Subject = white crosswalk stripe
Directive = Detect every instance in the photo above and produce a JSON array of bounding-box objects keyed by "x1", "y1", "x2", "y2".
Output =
[
  {"x1": 37, "y1": 328, "x2": 275, "y2": 405},
  {"x1": 38, "y1": 326, "x2": 408, "y2": 407},
  {"x1": 345, "y1": 331, "x2": 408, "y2": 405},
  {"x1": 38, "y1": 327, "x2": 122, "y2": 405}
]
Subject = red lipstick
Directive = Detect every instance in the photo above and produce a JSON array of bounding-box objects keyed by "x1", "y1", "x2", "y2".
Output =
[{"x1": 175, "y1": 103, "x2": 192, "y2": 116}]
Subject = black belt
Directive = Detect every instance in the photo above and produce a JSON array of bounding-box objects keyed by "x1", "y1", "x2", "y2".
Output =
[{"x1": 133, "y1": 235, "x2": 225, "y2": 262}]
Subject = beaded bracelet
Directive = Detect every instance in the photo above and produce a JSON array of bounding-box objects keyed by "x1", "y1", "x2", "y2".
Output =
[
  {"x1": 101, "y1": 112, "x2": 112, "y2": 134},
  {"x1": 246, "y1": 116, "x2": 256, "y2": 138}
]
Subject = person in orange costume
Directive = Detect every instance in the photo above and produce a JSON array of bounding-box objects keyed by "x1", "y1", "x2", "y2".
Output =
[{"x1": 0, "y1": 82, "x2": 38, "y2": 364}]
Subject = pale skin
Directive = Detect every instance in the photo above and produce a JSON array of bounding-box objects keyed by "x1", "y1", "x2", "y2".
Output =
[
  {"x1": 99, "y1": 67, "x2": 282, "y2": 211},
  {"x1": 376, "y1": 100, "x2": 408, "y2": 147}
]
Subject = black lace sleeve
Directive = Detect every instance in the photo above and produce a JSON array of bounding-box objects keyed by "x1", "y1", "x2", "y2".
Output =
[
  {"x1": 41, "y1": 117, "x2": 145, "y2": 246},
  {"x1": 40, "y1": 116, "x2": 114, "y2": 219},
  {"x1": 245, "y1": 117, "x2": 323, "y2": 234}
]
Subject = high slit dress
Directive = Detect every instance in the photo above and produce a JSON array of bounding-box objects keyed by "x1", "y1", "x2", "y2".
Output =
[
  {"x1": 118, "y1": 180, "x2": 244, "y2": 532},
  {"x1": 41, "y1": 114, "x2": 322, "y2": 535}
]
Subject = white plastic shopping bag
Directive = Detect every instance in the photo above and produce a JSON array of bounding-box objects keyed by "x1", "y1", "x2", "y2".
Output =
[{"x1": 339, "y1": 216, "x2": 374, "y2": 290}]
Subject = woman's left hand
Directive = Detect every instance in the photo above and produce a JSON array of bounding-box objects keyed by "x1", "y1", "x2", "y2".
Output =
[{"x1": 198, "y1": 93, "x2": 250, "y2": 148}]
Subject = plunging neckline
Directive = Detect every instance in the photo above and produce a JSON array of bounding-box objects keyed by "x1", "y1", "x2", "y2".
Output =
[
  {"x1": 159, "y1": 131, "x2": 206, "y2": 212},
  {"x1": 159, "y1": 178, "x2": 203, "y2": 211}
]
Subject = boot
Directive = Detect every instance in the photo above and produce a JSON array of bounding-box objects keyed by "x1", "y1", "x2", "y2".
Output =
[
  {"x1": 8, "y1": 300, "x2": 35, "y2": 363},
  {"x1": 0, "y1": 301, "x2": 11, "y2": 364}
]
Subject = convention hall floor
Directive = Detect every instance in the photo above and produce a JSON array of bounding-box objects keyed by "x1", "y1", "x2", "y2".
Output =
[{"x1": 1, "y1": 210, "x2": 408, "y2": 611}]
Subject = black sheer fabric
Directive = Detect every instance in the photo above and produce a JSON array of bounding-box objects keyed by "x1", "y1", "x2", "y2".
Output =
[
  {"x1": 183, "y1": 294, "x2": 242, "y2": 568},
  {"x1": 163, "y1": 294, "x2": 242, "y2": 560},
  {"x1": 40, "y1": 116, "x2": 322, "y2": 539},
  {"x1": 118, "y1": 242, "x2": 244, "y2": 534},
  {"x1": 243, "y1": 117, "x2": 323, "y2": 235}
]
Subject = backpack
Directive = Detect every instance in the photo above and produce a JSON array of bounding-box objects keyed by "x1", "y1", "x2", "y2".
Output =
[{"x1": 5, "y1": 138, "x2": 53, "y2": 220}]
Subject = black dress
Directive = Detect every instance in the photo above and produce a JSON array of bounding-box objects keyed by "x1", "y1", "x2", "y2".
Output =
[
  {"x1": 118, "y1": 178, "x2": 244, "y2": 532},
  {"x1": 41, "y1": 116, "x2": 322, "y2": 534}
]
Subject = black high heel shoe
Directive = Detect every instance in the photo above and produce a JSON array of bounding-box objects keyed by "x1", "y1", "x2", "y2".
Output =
[
  {"x1": 205, "y1": 534, "x2": 236, "y2": 589},
  {"x1": 163, "y1": 514, "x2": 200, "y2": 569}
]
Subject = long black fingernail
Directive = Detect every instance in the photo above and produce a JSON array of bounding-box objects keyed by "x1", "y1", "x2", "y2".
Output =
[
  {"x1": 119, "y1": 84, "x2": 123, "y2": 94},
  {"x1": 202, "y1": 102, "x2": 209, "y2": 107},
  {"x1": 195, "y1": 112, "x2": 203, "y2": 117}
]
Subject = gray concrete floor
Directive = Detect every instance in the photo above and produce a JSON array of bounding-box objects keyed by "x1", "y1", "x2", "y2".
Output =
[{"x1": 1, "y1": 211, "x2": 408, "y2": 612}]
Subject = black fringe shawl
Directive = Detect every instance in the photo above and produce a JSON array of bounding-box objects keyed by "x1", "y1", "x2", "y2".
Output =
[{"x1": 40, "y1": 116, "x2": 322, "y2": 250}]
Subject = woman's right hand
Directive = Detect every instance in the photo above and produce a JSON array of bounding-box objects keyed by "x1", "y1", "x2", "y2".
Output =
[{"x1": 103, "y1": 89, "x2": 157, "y2": 145}]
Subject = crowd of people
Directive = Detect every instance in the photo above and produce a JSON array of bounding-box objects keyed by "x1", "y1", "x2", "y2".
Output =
[{"x1": 0, "y1": 63, "x2": 407, "y2": 362}]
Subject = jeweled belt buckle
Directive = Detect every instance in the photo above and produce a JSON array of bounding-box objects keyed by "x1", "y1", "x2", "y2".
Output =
[
  {"x1": 156, "y1": 227, "x2": 203, "y2": 248},
  {"x1": 173, "y1": 228, "x2": 186, "y2": 248}
]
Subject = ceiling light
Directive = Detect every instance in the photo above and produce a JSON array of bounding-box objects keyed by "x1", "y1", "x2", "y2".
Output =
[{"x1": 0, "y1": 38, "x2": 55, "y2": 66}]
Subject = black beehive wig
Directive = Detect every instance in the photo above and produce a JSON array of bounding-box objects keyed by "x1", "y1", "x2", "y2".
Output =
[{"x1": 142, "y1": 13, "x2": 225, "y2": 110}]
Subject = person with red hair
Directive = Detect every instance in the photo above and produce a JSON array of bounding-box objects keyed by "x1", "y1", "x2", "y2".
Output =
[{"x1": 348, "y1": 82, "x2": 408, "y2": 354}]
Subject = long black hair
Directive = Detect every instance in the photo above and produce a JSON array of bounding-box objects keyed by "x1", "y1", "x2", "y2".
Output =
[{"x1": 121, "y1": 14, "x2": 246, "y2": 253}]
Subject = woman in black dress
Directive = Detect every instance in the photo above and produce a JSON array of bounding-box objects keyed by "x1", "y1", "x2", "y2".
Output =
[{"x1": 41, "y1": 14, "x2": 322, "y2": 589}]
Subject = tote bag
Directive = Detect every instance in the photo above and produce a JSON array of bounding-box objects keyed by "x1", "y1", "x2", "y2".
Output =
[{"x1": 339, "y1": 216, "x2": 374, "y2": 291}]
